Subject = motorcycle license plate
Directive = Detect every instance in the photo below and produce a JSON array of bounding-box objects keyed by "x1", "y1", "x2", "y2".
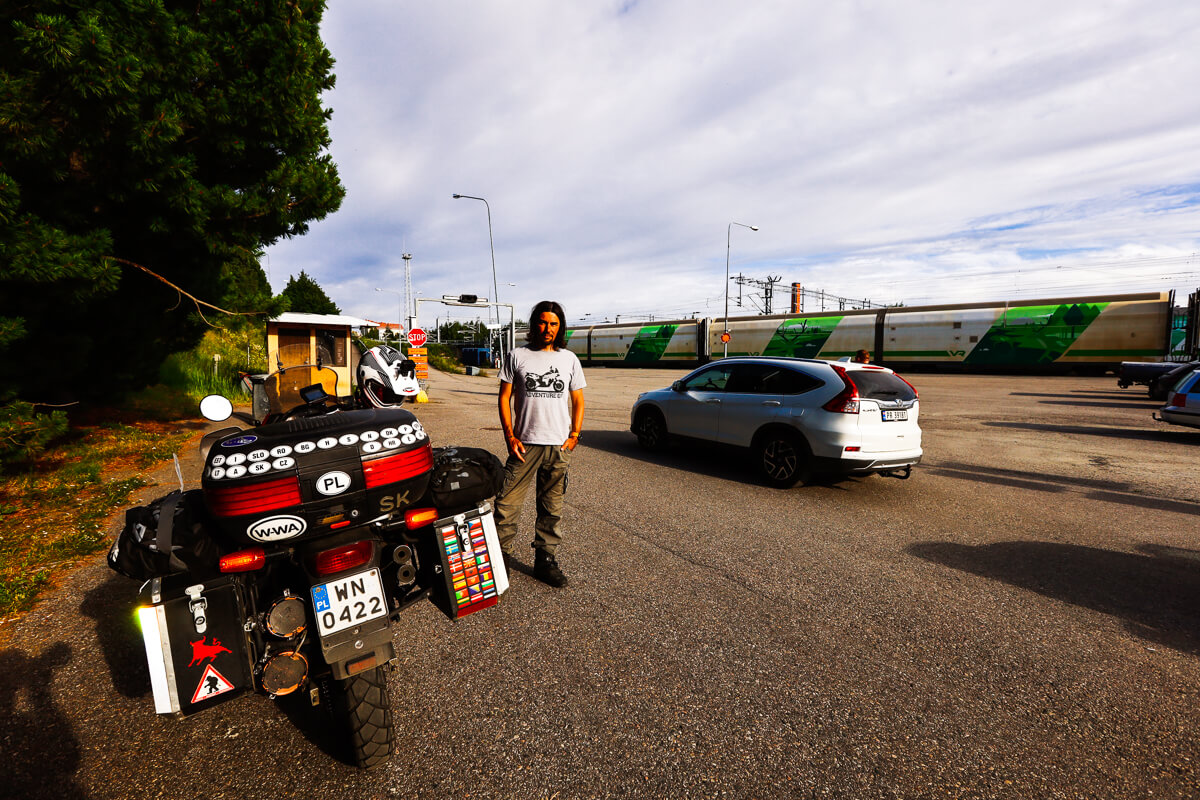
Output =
[
  {"x1": 311, "y1": 568, "x2": 387, "y2": 637},
  {"x1": 882, "y1": 409, "x2": 908, "y2": 421}
]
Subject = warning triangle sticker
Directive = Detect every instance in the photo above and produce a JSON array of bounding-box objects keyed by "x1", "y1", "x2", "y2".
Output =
[{"x1": 191, "y1": 664, "x2": 236, "y2": 704}]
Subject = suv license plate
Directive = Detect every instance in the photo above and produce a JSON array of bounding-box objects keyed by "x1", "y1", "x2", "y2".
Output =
[
  {"x1": 882, "y1": 409, "x2": 909, "y2": 421},
  {"x1": 311, "y1": 568, "x2": 387, "y2": 637}
]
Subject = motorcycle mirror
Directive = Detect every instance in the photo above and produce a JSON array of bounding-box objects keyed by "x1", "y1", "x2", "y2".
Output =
[{"x1": 199, "y1": 394, "x2": 234, "y2": 422}]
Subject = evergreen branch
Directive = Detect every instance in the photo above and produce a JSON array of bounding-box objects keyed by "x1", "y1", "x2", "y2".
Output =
[{"x1": 102, "y1": 256, "x2": 264, "y2": 322}]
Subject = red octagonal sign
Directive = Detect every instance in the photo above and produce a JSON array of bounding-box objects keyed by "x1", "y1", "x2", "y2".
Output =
[{"x1": 407, "y1": 327, "x2": 427, "y2": 348}]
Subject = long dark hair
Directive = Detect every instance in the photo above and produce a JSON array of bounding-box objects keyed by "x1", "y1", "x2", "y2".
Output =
[{"x1": 525, "y1": 300, "x2": 568, "y2": 349}]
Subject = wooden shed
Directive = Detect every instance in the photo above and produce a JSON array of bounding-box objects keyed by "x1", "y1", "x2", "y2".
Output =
[{"x1": 266, "y1": 312, "x2": 374, "y2": 395}]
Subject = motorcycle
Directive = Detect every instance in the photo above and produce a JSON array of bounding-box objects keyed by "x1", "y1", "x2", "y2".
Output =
[
  {"x1": 524, "y1": 366, "x2": 565, "y2": 392},
  {"x1": 116, "y1": 362, "x2": 505, "y2": 769}
]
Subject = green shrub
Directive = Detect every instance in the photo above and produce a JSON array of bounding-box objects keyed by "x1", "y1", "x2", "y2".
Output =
[
  {"x1": 427, "y1": 343, "x2": 464, "y2": 374},
  {"x1": 160, "y1": 326, "x2": 268, "y2": 399}
]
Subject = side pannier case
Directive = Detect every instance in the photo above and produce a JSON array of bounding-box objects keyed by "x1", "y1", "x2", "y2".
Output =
[
  {"x1": 137, "y1": 574, "x2": 255, "y2": 717},
  {"x1": 201, "y1": 408, "x2": 433, "y2": 546}
]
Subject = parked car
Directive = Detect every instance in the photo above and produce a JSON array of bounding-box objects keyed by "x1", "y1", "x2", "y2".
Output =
[
  {"x1": 1148, "y1": 360, "x2": 1200, "y2": 402},
  {"x1": 1155, "y1": 368, "x2": 1200, "y2": 429},
  {"x1": 630, "y1": 357, "x2": 922, "y2": 487}
]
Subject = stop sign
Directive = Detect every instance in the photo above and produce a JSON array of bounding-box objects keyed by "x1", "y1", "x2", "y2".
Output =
[{"x1": 407, "y1": 327, "x2": 427, "y2": 348}]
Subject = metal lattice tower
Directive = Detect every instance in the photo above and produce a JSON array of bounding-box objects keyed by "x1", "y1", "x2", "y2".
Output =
[{"x1": 401, "y1": 253, "x2": 413, "y2": 331}]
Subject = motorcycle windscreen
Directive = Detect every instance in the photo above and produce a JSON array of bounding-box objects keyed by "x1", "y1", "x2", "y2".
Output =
[{"x1": 138, "y1": 578, "x2": 254, "y2": 717}]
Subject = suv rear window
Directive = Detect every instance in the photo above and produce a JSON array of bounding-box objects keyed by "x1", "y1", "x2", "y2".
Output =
[{"x1": 851, "y1": 371, "x2": 917, "y2": 401}]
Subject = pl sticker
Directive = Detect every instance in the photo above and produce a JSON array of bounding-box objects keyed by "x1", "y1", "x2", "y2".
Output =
[
  {"x1": 315, "y1": 470, "x2": 352, "y2": 496},
  {"x1": 247, "y1": 515, "x2": 307, "y2": 542}
]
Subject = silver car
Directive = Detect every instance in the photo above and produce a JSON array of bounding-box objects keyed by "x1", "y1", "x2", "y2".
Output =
[
  {"x1": 1156, "y1": 367, "x2": 1200, "y2": 429},
  {"x1": 630, "y1": 357, "x2": 923, "y2": 487}
]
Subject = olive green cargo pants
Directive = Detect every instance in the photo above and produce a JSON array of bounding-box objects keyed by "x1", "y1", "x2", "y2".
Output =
[{"x1": 494, "y1": 444, "x2": 570, "y2": 556}]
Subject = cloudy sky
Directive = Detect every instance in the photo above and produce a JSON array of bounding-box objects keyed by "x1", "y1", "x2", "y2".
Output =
[{"x1": 264, "y1": 0, "x2": 1200, "y2": 328}]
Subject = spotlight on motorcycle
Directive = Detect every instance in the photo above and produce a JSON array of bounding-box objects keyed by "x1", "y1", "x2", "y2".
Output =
[
  {"x1": 265, "y1": 595, "x2": 307, "y2": 638},
  {"x1": 261, "y1": 651, "x2": 308, "y2": 696}
]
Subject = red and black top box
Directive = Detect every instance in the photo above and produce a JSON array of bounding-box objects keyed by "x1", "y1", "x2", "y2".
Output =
[{"x1": 201, "y1": 408, "x2": 432, "y2": 545}]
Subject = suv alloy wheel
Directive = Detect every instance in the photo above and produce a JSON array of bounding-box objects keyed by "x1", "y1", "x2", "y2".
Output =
[{"x1": 756, "y1": 430, "x2": 811, "y2": 488}]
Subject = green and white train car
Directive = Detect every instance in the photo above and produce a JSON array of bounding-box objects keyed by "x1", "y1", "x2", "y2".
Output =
[{"x1": 566, "y1": 290, "x2": 1191, "y2": 371}]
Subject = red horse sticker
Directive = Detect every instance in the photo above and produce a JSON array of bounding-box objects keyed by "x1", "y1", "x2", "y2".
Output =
[{"x1": 188, "y1": 637, "x2": 232, "y2": 666}]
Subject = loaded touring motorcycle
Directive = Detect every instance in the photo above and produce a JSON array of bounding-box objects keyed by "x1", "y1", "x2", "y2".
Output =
[{"x1": 108, "y1": 354, "x2": 505, "y2": 768}]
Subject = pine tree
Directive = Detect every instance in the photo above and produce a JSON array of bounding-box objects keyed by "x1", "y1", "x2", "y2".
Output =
[
  {"x1": 282, "y1": 270, "x2": 340, "y2": 315},
  {"x1": 0, "y1": 0, "x2": 345, "y2": 401}
]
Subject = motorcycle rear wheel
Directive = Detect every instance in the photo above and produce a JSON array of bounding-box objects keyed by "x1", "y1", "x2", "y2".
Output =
[{"x1": 336, "y1": 665, "x2": 395, "y2": 769}]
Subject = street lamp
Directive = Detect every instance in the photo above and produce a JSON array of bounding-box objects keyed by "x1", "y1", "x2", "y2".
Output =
[
  {"x1": 724, "y1": 221, "x2": 759, "y2": 357},
  {"x1": 453, "y1": 193, "x2": 502, "y2": 361}
]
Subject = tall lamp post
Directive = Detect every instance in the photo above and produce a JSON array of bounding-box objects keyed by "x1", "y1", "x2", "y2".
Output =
[
  {"x1": 724, "y1": 221, "x2": 759, "y2": 357},
  {"x1": 452, "y1": 193, "x2": 502, "y2": 361}
]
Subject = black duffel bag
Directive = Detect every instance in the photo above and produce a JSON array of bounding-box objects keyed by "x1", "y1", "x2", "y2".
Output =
[
  {"x1": 427, "y1": 446, "x2": 505, "y2": 513},
  {"x1": 107, "y1": 489, "x2": 221, "y2": 580}
]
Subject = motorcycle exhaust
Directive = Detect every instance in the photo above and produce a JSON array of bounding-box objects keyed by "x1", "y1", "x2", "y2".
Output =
[{"x1": 392, "y1": 545, "x2": 417, "y2": 586}]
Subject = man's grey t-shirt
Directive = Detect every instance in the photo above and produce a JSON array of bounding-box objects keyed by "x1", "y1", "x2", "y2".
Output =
[{"x1": 499, "y1": 345, "x2": 586, "y2": 445}]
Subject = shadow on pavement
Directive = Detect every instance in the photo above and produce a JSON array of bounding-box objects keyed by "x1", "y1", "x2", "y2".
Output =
[
  {"x1": 79, "y1": 573, "x2": 152, "y2": 698},
  {"x1": 0, "y1": 643, "x2": 88, "y2": 799},
  {"x1": 983, "y1": 420, "x2": 1200, "y2": 445},
  {"x1": 581, "y1": 429, "x2": 854, "y2": 489},
  {"x1": 926, "y1": 461, "x2": 1200, "y2": 516},
  {"x1": 908, "y1": 540, "x2": 1200, "y2": 655}
]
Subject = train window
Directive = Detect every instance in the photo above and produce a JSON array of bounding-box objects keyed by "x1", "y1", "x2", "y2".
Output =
[
  {"x1": 953, "y1": 321, "x2": 962, "y2": 329},
  {"x1": 970, "y1": 335, "x2": 978, "y2": 343}
]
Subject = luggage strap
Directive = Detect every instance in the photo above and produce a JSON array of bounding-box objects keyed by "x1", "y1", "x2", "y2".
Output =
[{"x1": 157, "y1": 491, "x2": 188, "y2": 573}]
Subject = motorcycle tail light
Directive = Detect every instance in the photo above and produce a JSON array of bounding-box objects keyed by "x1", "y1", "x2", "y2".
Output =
[
  {"x1": 220, "y1": 547, "x2": 267, "y2": 573},
  {"x1": 362, "y1": 444, "x2": 433, "y2": 489},
  {"x1": 823, "y1": 365, "x2": 860, "y2": 414},
  {"x1": 207, "y1": 476, "x2": 302, "y2": 517},
  {"x1": 314, "y1": 540, "x2": 373, "y2": 576},
  {"x1": 405, "y1": 507, "x2": 439, "y2": 529}
]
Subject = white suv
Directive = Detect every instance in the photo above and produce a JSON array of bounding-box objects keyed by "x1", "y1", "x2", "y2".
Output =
[{"x1": 630, "y1": 357, "x2": 922, "y2": 487}]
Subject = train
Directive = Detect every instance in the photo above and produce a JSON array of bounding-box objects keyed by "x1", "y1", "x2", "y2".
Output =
[{"x1": 565, "y1": 290, "x2": 1198, "y2": 372}]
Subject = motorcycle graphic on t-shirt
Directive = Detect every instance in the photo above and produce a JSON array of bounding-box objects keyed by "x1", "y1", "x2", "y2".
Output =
[{"x1": 525, "y1": 367, "x2": 565, "y2": 393}]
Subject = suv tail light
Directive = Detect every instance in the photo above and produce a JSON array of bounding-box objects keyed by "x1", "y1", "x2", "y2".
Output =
[
  {"x1": 207, "y1": 476, "x2": 302, "y2": 517},
  {"x1": 823, "y1": 365, "x2": 860, "y2": 414},
  {"x1": 314, "y1": 540, "x2": 373, "y2": 576},
  {"x1": 1171, "y1": 392, "x2": 1187, "y2": 407}
]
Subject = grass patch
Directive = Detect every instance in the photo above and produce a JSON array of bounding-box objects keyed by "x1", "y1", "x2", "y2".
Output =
[
  {"x1": 160, "y1": 326, "x2": 267, "y2": 400},
  {"x1": 0, "y1": 420, "x2": 191, "y2": 618}
]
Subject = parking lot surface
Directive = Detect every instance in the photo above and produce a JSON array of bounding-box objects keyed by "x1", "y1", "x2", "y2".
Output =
[{"x1": 2, "y1": 368, "x2": 1198, "y2": 799}]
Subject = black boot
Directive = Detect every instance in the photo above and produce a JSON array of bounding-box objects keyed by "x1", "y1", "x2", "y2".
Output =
[{"x1": 533, "y1": 551, "x2": 568, "y2": 588}]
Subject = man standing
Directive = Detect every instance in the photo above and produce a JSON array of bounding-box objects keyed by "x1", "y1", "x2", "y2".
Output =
[{"x1": 495, "y1": 300, "x2": 586, "y2": 587}]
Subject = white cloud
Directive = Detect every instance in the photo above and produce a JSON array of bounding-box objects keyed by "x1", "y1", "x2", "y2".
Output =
[{"x1": 266, "y1": 0, "x2": 1200, "y2": 325}]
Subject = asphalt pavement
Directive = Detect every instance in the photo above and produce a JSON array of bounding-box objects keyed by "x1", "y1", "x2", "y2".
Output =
[{"x1": 1, "y1": 367, "x2": 1198, "y2": 799}]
